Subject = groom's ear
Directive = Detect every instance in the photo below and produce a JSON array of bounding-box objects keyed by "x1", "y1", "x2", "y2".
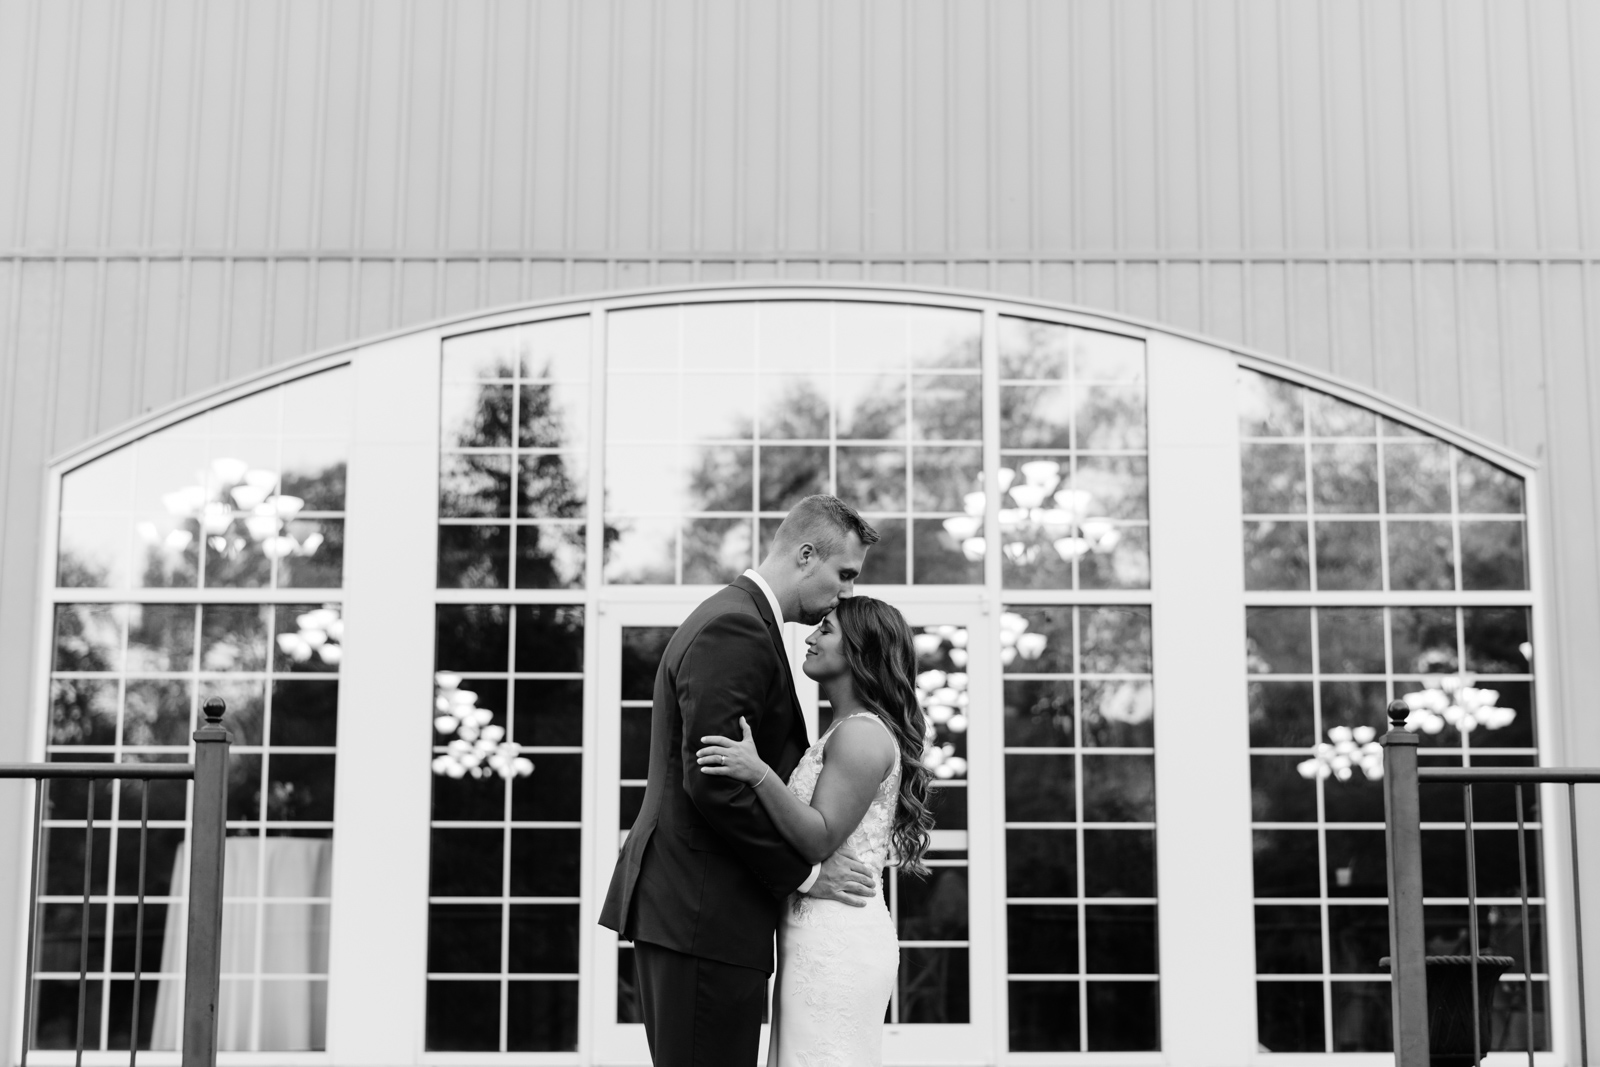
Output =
[{"x1": 795, "y1": 541, "x2": 820, "y2": 568}]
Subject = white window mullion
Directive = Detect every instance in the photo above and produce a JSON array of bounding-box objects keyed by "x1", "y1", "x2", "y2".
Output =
[
  {"x1": 324, "y1": 330, "x2": 443, "y2": 1065},
  {"x1": 1145, "y1": 333, "x2": 1258, "y2": 1066}
]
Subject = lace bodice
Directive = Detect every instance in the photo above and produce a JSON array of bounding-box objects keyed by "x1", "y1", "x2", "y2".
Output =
[{"x1": 785, "y1": 712, "x2": 901, "y2": 872}]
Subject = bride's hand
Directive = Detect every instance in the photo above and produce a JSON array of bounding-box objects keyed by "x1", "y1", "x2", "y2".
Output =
[{"x1": 696, "y1": 717, "x2": 770, "y2": 787}]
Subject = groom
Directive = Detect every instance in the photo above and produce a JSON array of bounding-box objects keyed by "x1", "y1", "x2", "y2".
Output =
[{"x1": 600, "y1": 495, "x2": 882, "y2": 1065}]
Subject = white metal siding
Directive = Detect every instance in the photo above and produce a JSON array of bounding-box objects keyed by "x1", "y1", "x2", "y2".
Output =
[{"x1": 2, "y1": 0, "x2": 1598, "y2": 1055}]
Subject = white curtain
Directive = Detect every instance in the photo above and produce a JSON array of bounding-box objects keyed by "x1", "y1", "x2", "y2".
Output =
[{"x1": 151, "y1": 837, "x2": 333, "y2": 1051}]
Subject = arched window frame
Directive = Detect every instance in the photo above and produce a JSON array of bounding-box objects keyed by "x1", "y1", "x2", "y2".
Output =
[{"x1": 28, "y1": 282, "x2": 1559, "y2": 1067}]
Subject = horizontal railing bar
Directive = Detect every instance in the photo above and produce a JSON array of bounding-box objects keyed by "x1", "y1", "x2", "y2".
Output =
[
  {"x1": 0, "y1": 763, "x2": 195, "y2": 780},
  {"x1": 1419, "y1": 767, "x2": 1600, "y2": 784}
]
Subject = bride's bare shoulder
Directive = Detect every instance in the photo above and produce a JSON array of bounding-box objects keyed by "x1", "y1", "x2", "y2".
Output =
[{"x1": 821, "y1": 714, "x2": 897, "y2": 775}]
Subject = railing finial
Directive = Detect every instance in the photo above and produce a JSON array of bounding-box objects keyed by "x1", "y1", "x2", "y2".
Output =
[
  {"x1": 1388, "y1": 699, "x2": 1410, "y2": 730},
  {"x1": 202, "y1": 697, "x2": 226, "y2": 726}
]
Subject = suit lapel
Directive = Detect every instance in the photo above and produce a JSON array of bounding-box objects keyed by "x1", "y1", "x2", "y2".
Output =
[{"x1": 731, "y1": 576, "x2": 808, "y2": 746}]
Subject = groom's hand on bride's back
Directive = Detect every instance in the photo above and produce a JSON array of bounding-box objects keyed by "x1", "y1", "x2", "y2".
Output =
[{"x1": 805, "y1": 848, "x2": 877, "y2": 907}]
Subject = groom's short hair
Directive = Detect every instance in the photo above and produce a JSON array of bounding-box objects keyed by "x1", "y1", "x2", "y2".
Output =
[{"x1": 768, "y1": 495, "x2": 879, "y2": 560}]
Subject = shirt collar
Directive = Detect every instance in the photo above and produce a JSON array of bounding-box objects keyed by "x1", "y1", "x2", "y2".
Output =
[{"x1": 742, "y1": 569, "x2": 784, "y2": 628}]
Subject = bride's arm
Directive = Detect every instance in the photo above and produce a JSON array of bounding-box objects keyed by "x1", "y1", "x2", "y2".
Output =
[{"x1": 697, "y1": 717, "x2": 895, "y2": 864}]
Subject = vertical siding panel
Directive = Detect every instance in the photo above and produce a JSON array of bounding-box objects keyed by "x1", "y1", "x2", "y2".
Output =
[
  {"x1": 484, "y1": 1, "x2": 530, "y2": 251},
  {"x1": 183, "y1": 258, "x2": 226, "y2": 394},
  {"x1": 147, "y1": 0, "x2": 199, "y2": 247},
  {"x1": 189, "y1": 3, "x2": 243, "y2": 249},
  {"x1": 1282, "y1": 1, "x2": 1325, "y2": 250},
  {"x1": 484, "y1": 259, "x2": 521, "y2": 307},
  {"x1": 1116, "y1": 1, "x2": 1158, "y2": 251},
  {"x1": 19, "y1": 0, "x2": 72, "y2": 247},
  {"x1": 991, "y1": 1, "x2": 1032, "y2": 252},
  {"x1": 1075, "y1": 1, "x2": 1115, "y2": 249},
  {"x1": 1158, "y1": 0, "x2": 1200, "y2": 252},
  {"x1": 443, "y1": 0, "x2": 488, "y2": 250},
  {"x1": 823, "y1": 0, "x2": 863, "y2": 253},
  {"x1": 95, "y1": 259, "x2": 142, "y2": 429},
  {"x1": 1366, "y1": 0, "x2": 1412, "y2": 250},
  {"x1": 780, "y1": 0, "x2": 822, "y2": 252},
  {"x1": 527, "y1": 1, "x2": 573, "y2": 249},
  {"x1": 612, "y1": 0, "x2": 657, "y2": 250},
  {"x1": 908, "y1": 1, "x2": 948, "y2": 253},
  {"x1": 51, "y1": 260, "x2": 98, "y2": 451},
  {"x1": 402, "y1": 1, "x2": 448, "y2": 251},
  {"x1": 739, "y1": 0, "x2": 779, "y2": 250},
  {"x1": 1249, "y1": 261, "x2": 1288, "y2": 355},
  {"x1": 313, "y1": 258, "x2": 352, "y2": 349},
  {"x1": 1526, "y1": 2, "x2": 1580, "y2": 249},
  {"x1": 1457, "y1": 261, "x2": 1504, "y2": 439},
  {"x1": 139, "y1": 259, "x2": 183, "y2": 411},
  {"x1": 1324, "y1": 0, "x2": 1371, "y2": 250},
  {"x1": 1501, "y1": 262, "x2": 1546, "y2": 456},
  {"x1": 0, "y1": 0, "x2": 36, "y2": 248},
  {"x1": 273, "y1": 0, "x2": 323, "y2": 250},
  {"x1": 270, "y1": 258, "x2": 309, "y2": 360},
  {"x1": 1080, "y1": 261, "x2": 1117, "y2": 311},
  {"x1": 567, "y1": 0, "x2": 613, "y2": 250},
  {"x1": 1200, "y1": 0, "x2": 1242, "y2": 251},
  {"x1": 1408, "y1": 0, "x2": 1454, "y2": 248},
  {"x1": 357, "y1": 6, "x2": 405, "y2": 250},
  {"x1": 1240, "y1": 3, "x2": 1284, "y2": 250},
  {"x1": 1033, "y1": 1, "x2": 1072, "y2": 250},
  {"x1": 1290, "y1": 261, "x2": 1331, "y2": 370},
  {"x1": 232, "y1": 1, "x2": 282, "y2": 250},
  {"x1": 1374, "y1": 260, "x2": 1419, "y2": 406},
  {"x1": 697, "y1": 0, "x2": 739, "y2": 250},
  {"x1": 442, "y1": 259, "x2": 479, "y2": 316},
  {"x1": 1037, "y1": 261, "x2": 1074, "y2": 304},
  {"x1": 1164, "y1": 262, "x2": 1203, "y2": 332},
  {"x1": 1445, "y1": 1, "x2": 1497, "y2": 249},
  {"x1": 655, "y1": 0, "x2": 697, "y2": 251},
  {"x1": 1417, "y1": 261, "x2": 1462, "y2": 424},
  {"x1": 226, "y1": 259, "x2": 268, "y2": 378},
  {"x1": 1332, "y1": 261, "x2": 1375, "y2": 385},
  {"x1": 1488, "y1": 2, "x2": 1540, "y2": 251},
  {"x1": 865, "y1": 0, "x2": 905, "y2": 252},
  {"x1": 1207, "y1": 261, "x2": 1246, "y2": 346},
  {"x1": 399, "y1": 258, "x2": 438, "y2": 322},
  {"x1": 63, "y1": 6, "x2": 116, "y2": 248},
  {"x1": 356, "y1": 259, "x2": 394, "y2": 334},
  {"x1": 317, "y1": 0, "x2": 364, "y2": 250},
  {"x1": 106, "y1": 2, "x2": 159, "y2": 248}
]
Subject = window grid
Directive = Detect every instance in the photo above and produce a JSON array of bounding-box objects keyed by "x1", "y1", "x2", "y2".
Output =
[
  {"x1": 604, "y1": 302, "x2": 985, "y2": 586},
  {"x1": 438, "y1": 316, "x2": 592, "y2": 591},
  {"x1": 427, "y1": 603, "x2": 584, "y2": 1052},
  {"x1": 997, "y1": 316, "x2": 1150, "y2": 593},
  {"x1": 42, "y1": 599, "x2": 341, "y2": 1053},
  {"x1": 1001, "y1": 605, "x2": 1160, "y2": 1052}
]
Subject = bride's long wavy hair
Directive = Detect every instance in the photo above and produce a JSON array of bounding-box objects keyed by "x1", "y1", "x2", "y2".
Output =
[{"x1": 830, "y1": 596, "x2": 935, "y2": 878}]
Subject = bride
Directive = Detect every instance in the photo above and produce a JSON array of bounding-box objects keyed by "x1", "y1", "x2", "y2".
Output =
[{"x1": 696, "y1": 595, "x2": 934, "y2": 1067}]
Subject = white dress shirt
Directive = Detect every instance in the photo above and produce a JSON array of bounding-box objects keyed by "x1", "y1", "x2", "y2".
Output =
[{"x1": 741, "y1": 569, "x2": 822, "y2": 895}]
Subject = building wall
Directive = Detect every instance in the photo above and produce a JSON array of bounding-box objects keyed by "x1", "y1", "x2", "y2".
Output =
[{"x1": 2, "y1": 0, "x2": 1598, "y2": 1056}]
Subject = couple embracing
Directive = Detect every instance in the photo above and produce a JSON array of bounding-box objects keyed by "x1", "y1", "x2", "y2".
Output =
[{"x1": 600, "y1": 495, "x2": 934, "y2": 1066}]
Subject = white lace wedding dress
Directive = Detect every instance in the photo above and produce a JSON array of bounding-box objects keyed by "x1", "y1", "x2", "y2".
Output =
[{"x1": 768, "y1": 712, "x2": 901, "y2": 1067}]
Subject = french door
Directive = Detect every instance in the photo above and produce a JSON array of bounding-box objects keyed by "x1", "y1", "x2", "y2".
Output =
[{"x1": 587, "y1": 593, "x2": 997, "y2": 1064}]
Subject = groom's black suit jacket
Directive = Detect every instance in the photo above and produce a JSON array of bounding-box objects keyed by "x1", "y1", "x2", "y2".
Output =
[{"x1": 600, "y1": 576, "x2": 815, "y2": 973}]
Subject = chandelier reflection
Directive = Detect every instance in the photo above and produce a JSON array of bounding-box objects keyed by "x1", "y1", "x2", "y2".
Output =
[
  {"x1": 913, "y1": 626, "x2": 970, "y2": 781},
  {"x1": 1399, "y1": 674, "x2": 1516, "y2": 735},
  {"x1": 943, "y1": 461, "x2": 1120, "y2": 567},
  {"x1": 150, "y1": 457, "x2": 325, "y2": 561},
  {"x1": 432, "y1": 671, "x2": 534, "y2": 781},
  {"x1": 1298, "y1": 725, "x2": 1384, "y2": 782},
  {"x1": 276, "y1": 606, "x2": 344, "y2": 666}
]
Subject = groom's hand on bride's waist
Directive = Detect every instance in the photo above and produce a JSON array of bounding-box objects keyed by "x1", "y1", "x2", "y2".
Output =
[{"x1": 804, "y1": 849, "x2": 877, "y2": 907}]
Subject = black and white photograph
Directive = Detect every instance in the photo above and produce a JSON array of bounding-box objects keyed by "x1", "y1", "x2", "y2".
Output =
[{"x1": 0, "y1": 2, "x2": 1597, "y2": 1065}]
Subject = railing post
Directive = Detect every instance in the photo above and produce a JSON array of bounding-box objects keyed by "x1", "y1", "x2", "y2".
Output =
[
  {"x1": 1384, "y1": 699, "x2": 1430, "y2": 1067},
  {"x1": 181, "y1": 698, "x2": 230, "y2": 1067}
]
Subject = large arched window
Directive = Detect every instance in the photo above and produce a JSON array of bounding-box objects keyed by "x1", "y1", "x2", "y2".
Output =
[{"x1": 29, "y1": 285, "x2": 1546, "y2": 1066}]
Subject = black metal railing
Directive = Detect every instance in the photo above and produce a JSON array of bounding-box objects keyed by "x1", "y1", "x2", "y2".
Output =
[
  {"x1": 1384, "y1": 698, "x2": 1595, "y2": 1067},
  {"x1": 5, "y1": 698, "x2": 230, "y2": 1067}
]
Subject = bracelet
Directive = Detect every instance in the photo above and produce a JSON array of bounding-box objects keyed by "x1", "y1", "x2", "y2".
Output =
[{"x1": 752, "y1": 767, "x2": 769, "y2": 789}]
